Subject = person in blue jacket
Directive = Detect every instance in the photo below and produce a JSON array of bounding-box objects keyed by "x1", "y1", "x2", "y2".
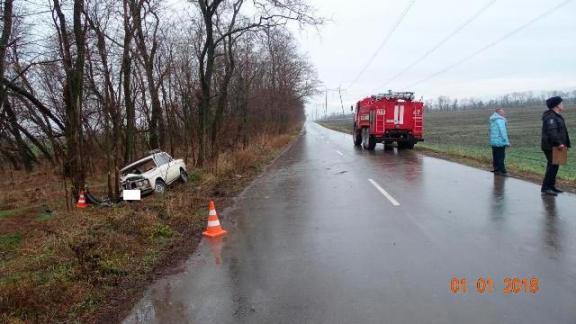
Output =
[{"x1": 489, "y1": 108, "x2": 511, "y2": 175}]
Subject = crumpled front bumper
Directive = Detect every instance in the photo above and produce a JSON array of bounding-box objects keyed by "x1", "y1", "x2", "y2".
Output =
[{"x1": 121, "y1": 177, "x2": 154, "y2": 196}]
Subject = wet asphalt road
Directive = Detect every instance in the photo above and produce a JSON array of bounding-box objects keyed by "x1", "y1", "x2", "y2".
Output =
[{"x1": 124, "y1": 122, "x2": 576, "y2": 324}]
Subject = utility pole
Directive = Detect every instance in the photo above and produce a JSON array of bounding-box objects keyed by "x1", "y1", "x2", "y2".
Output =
[
  {"x1": 325, "y1": 89, "x2": 328, "y2": 119},
  {"x1": 338, "y1": 87, "x2": 345, "y2": 117}
]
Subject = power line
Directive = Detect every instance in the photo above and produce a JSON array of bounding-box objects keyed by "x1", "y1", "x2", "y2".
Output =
[
  {"x1": 376, "y1": 0, "x2": 498, "y2": 91},
  {"x1": 405, "y1": 0, "x2": 575, "y2": 89},
  {"x1": 345, "y1": 0, "x2": 416, "y2": 90}
]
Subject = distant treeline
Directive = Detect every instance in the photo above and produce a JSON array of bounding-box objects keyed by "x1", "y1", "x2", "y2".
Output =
[
  {"x1": 317, "y1": 90, "x2": 576, "y2": 121},
  {"x1": 424, "y1": 90, "x2": 576, "y2": 112}
]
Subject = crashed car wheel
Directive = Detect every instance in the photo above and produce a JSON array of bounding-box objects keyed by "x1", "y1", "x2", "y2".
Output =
[
  {"x1": 180, "y1": 169, "x2": 188, "y2": 183},
  {"x1": 154, "y1": 180, "x2": 166, "y2": 194}
]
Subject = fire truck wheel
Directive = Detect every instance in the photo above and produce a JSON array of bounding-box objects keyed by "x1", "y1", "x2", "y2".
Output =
[
  {"x1": 362, "y1": 129, "x2": 377, "y2": 151},
  {"x1": 384, "y1": 142, "x2": 394, "y2": 150},
  {"x1": 398, "y1": 139, "x2": 415, "y2": 150},
  {"x1": 353, "y1": 128, "x2": 362, "y2": 146},
  {"x1": 366, "y1": 136, "x2": 377, "y2": 150}
]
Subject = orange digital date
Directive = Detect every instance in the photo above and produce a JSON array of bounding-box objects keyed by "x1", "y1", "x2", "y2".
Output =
[{"x1": 450, "y1": 277, "x2": 539, "y2": 294}]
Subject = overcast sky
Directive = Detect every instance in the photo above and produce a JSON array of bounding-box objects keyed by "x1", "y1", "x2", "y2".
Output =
[{"x1": 293, "y1": 0, "x2": 576, "y2": 115}]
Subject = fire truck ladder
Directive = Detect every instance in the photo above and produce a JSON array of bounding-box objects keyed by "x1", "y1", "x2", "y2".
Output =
[{"x1": 371, "y1": 90, "x2": 415, "y2": 101}]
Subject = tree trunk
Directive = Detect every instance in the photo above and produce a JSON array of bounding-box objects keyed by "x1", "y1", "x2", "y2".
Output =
[
  {"x1": 196, "y1": 0, "x2": 224, "y2": 165},
  {"x1": 0, "y1": 0, "x2": 13, "y2": 106},
  {"x1": 130, "y1": 0, "x2": 164, "y2": 150},
  {"x1": 210, "y1": 35, "x2": 235, "y2": 156},
  {"x1": 53, "y1": 0, "x2": 87, "y2": 197},
  {"x1": 122, "y1": 0, "x2": 135, "y2": 164}
]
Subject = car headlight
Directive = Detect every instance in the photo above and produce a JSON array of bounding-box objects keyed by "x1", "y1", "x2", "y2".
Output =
[{"x1": 136, "y1": 179, "x2": 150, "y2": 188}]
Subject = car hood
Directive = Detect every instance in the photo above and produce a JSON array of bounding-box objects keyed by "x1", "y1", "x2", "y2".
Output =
[{"x1": 121, "y1": 173, "x2": 146, "y2": 182}]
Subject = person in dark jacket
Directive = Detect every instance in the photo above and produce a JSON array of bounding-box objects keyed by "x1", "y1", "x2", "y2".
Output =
[{"x1": 541, "y1": 96, "x2": 571, "y2": 196}]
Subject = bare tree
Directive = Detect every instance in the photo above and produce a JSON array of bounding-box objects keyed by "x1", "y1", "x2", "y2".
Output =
[
  {"x1": 0, "y1": 0, "x2": 323, "y2": 199},
  {"x1": 51, "y1": 0, "x2": 88, "y2": 197},
  {"x1": 129, "y1": 0, "x2": 165, "y2": 149}
]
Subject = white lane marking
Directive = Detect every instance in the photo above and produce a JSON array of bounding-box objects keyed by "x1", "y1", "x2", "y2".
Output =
[
  {"x1": 336, "y1": 150, "x2": 344, "y2": 156},
  {"x1": 368, "y1": 179, "x2": 400, "y2": 207}
]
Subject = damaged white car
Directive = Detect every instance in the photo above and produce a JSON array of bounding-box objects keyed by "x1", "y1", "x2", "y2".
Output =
[{"x1": 120, "y1": 150, "x2": 188, "y2": 196}]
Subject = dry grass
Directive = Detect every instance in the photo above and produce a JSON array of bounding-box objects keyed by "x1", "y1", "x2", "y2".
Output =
[
  {"x1": 0, "y1": 129, "x2": 300, "y2": 323},
  {"x1": 213, "y1": 133, "x2": 293, "y2": 178}
]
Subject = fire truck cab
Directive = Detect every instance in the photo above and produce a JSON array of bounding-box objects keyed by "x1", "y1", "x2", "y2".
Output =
[{"x1": 353, "y1": 91, "x2": 424, "y2": 150}]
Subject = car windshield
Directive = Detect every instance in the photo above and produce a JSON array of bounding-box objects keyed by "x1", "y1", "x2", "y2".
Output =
[{"x1": 121, "y1": 158, "x2": 157, "y2": 176}]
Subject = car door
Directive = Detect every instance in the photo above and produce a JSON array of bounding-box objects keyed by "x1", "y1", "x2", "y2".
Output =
[
  {"x1": 153, "y1": 153, "x2": 170, "y2": 183},
  {"x1": 164, "y1": 153, "x2": 180, "y2": 183}
]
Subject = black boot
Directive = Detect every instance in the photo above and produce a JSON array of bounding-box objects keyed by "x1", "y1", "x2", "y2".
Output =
[{"x1": 541, "y1": 189, "x2": 558, "y2": 196}]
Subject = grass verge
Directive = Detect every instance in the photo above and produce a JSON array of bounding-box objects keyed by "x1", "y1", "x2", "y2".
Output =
[{"x1": 0, "y1": 130, "x2": 299, "y2": 323}]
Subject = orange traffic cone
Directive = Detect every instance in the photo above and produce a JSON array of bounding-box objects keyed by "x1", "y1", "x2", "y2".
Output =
[
  {"x1": 76, "y1": 191, "x2": 88, "y2": 208},
  {"x1": 202, "y1": 201, "x2": 227, "y2": 238}
]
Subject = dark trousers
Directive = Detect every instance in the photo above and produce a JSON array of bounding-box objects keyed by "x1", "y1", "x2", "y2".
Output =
[
  {"x1": 492, "y1": 146, "x2": 506, "y2": 173},
  {"x1": 542, "y1": 149, "x2": 559, "y2": 190}
]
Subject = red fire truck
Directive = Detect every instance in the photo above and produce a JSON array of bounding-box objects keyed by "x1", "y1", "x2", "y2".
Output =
[{"x1": 353, "y1": 91, "x2": 424, "y2": 150}]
